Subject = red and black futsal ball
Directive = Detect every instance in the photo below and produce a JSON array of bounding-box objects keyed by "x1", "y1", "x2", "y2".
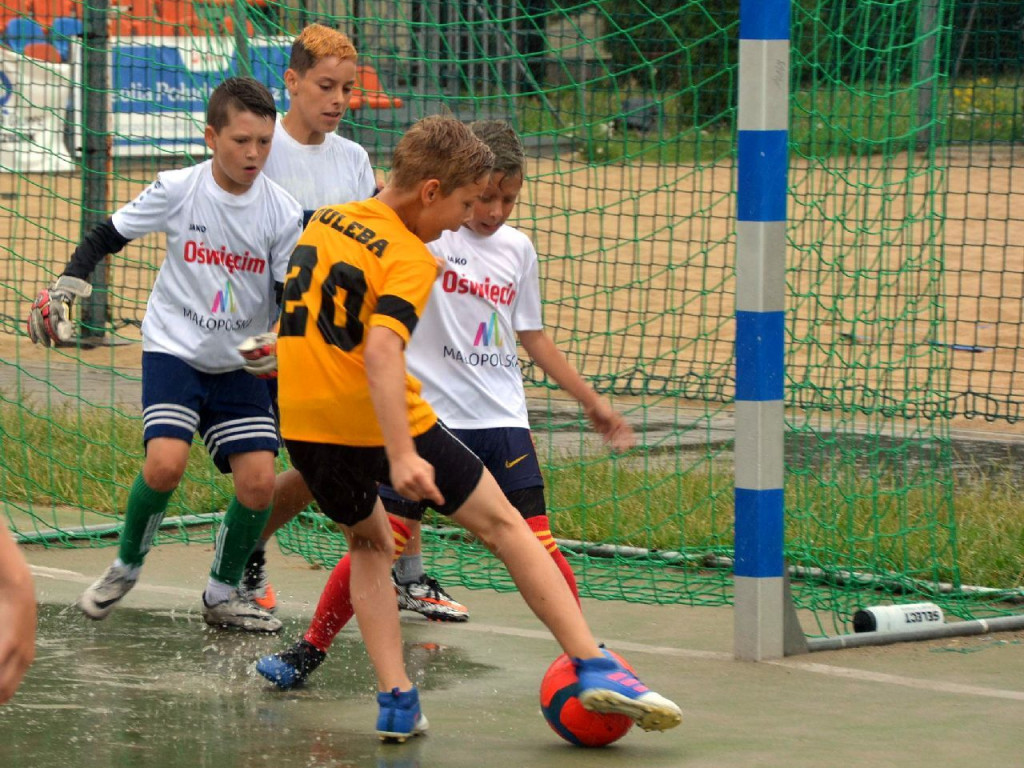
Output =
[{"x1": 539, "y1": 651, "x2": 634, "y2": 747}]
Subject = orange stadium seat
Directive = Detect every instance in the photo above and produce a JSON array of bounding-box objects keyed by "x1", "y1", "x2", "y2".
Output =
[
  {"x1": 349, "y1": 64, "x2": 403, "y2": 110},
  {"x1": 0, "y1": 6, "x2": 19, "y2": 32},
  {"x1": 107, "y1": 0, "x2": 158, "y2": 35},
  {"x1": 0, "y1": 0, "x2": 33, "y2": 28},
  {"x1": 128, "y1": 0, "x2": 160, "y2": 17},
  {"x1": 108, "y1": 15, "x2": 138, "y2": 36},
  {"x1": 1, "y1": 0, "x2": 31, "y2": 21},
  {"x1": 161, "y1": 0, "x2": 208, "y2": 34},
  {"x1": 133, "y1": 18, "x2": 171, "y2": 35},
  {"x1": 32, "y1": 0, "x2": 79, "y2": 28},
  {"x1": 222, "y1": 14, "x2": 253, "y2": 36},
  {"x1": 22, "y1": 40, "x2": 62, "y2": 61}
]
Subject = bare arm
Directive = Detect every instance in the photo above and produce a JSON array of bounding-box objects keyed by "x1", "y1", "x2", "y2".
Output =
[
  {"x1": 0, "y1": 527, "x2": 36, "y2": 704},
  {"x1": 518, "y1": 329, "x2": 635, "y2": 452},
  {"x1": 364, "y1": 326, "x2": 444, "y2": 505}
]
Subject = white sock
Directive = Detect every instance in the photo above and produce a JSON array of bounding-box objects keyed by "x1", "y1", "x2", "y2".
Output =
[
  {"x1": 204, "y1": 577, "x2": 234, "y2": 605},
  {"x1": 113, "y1": 558, "x2": 142, "y2": 580}
]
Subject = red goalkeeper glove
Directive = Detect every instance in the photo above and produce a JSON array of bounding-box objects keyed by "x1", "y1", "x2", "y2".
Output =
[
  {"x1": 26, "y1": 276, "x2": 93, "y2": 346},
  {"x1": 237, "y1": 332, "x2": 278, "y2": 379}
]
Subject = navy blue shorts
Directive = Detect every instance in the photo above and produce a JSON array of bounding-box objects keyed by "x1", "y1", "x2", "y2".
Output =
[
  {"x1": 378, "y1": 426, "x2": 542, "y2": 517},
  {"x1": 141, "y1": 352, "x2": 279, "y2": 474},
  {"x1": 285, "y1": 421, "x2": 485, "y2": 527}
]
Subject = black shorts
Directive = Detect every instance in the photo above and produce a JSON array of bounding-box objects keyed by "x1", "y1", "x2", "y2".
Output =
[
  {"x1": 284, "y1": 422, "x2": 484, "y2": 527},
  {"x1": 379, "y1": 426, "x2": 542, "y2": 518}
]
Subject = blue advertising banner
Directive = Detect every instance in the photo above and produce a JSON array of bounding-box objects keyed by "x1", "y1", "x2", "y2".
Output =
[{"x1": 70, "y1": 35, "x2": 292, "y2": 158}]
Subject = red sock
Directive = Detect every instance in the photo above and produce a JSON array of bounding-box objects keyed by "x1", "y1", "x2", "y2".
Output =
[
  {"x1": 526, "y1": 514, "x2": 580, "y2": 606},
  {"x1": 304, "y1": 516, "x2": 411, "y2": 652}
]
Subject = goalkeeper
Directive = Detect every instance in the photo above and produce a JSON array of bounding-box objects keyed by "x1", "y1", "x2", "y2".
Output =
[{"x1": 26, "y1": 77, "x2": 303, "y2": 633}]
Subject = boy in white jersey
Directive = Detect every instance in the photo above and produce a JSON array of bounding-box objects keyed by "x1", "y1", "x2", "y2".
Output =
[
  {"x1": 239, "y1": 24, "x2": 467, "y2": 624},
  {"x1": 260, "y1": 24, "x2": 376, "y2": 227},
  {"x1": 255, "y1": 120, "x2": 637, "y2": 689},
  {"x1": 26, "y1": 77, "x2": 303, "y2": 633}
]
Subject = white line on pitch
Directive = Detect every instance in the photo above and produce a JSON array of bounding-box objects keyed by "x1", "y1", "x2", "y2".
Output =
[
  {"x1": 30, "y1": 564, "x2": 196, "y2": 597},
  {"x1": 767, "y1": 659, "x2": 1024, "y2": 701},
  {"x1": 29, "y1": 563, "x2": 734, "y2": 659},
  {"x1": 448, "y1": 621, "x2": 733, "y2": 661}
]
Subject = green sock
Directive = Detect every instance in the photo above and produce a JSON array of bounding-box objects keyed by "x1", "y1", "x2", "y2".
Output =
[
  {"x1": 210, "y1": 498, "x2": 271, "y2": 587},
  {"x1": 118, "y1": 472, "x2": 174, "y2": 567}
]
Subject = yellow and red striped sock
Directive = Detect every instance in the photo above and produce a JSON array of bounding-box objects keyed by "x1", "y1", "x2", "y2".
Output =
[
  {"x1": 526, "y1": 514, "x2": 580, "y2": 606},
  {"x1": 305, "y1": 515, "x2": 411, "y2": 651}
]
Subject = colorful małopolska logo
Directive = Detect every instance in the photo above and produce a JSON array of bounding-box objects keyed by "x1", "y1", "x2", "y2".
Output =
[
  {"x1": 473, "y1": 312, "x2": 501, "y2": 347},
  {"x1": 210, "y1": 281, "x2": 235, "y2": 313}
]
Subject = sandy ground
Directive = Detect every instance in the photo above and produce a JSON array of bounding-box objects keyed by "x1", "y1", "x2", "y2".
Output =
[{"x1": 2, "y1": 148, "x2": 1024, "y2": 435}]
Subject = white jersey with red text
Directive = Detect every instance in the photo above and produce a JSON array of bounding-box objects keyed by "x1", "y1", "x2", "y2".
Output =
[
  {"x1": 411, "y1": 224, "x2": 544, "y2": 429},
  {"x1": 111, "y1": 160, "x2": 303, "y2": 373},
  {"x1": 261, "y1": 117, "x2": 377, "y2": 223}
]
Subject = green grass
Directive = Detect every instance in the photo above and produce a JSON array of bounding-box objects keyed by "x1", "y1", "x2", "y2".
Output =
[
  {"x1": 515, "y1": 87, "x2": 735, "y2": 165},
  {"x1": 3, "y1": 402, "x2": 1022, "y2": 594},
  {"x1": 790, "y1": 76, "x2": 1024, "y2": 156},
  {"x1": 948, "y1": 463, "x2": 1024, "y2": 589},
  {"x1": 0, "y1": 399, "x2": 233, "y2": 525},
  {"x1": 544, "y1": 454, "x2": 733, "y2": 558},
  {"x1": 540, "y1": 450, "x2": 1022, "y2": 593}
]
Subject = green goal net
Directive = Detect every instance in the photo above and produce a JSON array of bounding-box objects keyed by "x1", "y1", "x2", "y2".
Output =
[{"x1": 2, "y1": 0, "x2": 1022, "y2": 641}]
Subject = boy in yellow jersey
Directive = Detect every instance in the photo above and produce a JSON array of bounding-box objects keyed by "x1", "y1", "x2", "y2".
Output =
[
  {"x1": 275, "y1": 115, "x2": 682, "y2": 742},
  {"x1": 239, "y1": 23, "x2": 466, "y2": 622}
]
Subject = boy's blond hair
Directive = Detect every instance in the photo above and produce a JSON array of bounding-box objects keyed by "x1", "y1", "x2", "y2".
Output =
[
  {"x1": 289, "y1": 24, "x2": 358, "y2": 73},
  {"x1": 390, "y1": 116, "x2": 495, "y2": 195}
]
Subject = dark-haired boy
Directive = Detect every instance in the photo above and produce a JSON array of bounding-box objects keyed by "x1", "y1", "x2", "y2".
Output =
[{"x1": 27, "y1": 77, "x2": 303, "y2": 632}]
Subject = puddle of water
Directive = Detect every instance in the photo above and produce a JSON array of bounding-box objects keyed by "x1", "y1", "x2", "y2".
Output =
[{"x1": 0, "y1": 605, "x2": 494, "y2": 768}]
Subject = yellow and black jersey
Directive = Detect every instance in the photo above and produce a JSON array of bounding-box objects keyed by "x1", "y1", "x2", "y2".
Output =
[{"x1": 277, "y1": 197, "x2": 439, "y2": 446}]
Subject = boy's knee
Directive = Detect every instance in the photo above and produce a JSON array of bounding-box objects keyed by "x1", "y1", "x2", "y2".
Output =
[
  {"x1": 227, "y1": 451, "x2": 278, "y2": 508},
  {"x1": 463, "y1": 503, "x2": 522, "y2": 552},
  {"x1": 274, "y1": 467, "x2": 308, "y2": 497},
  {"x1": 349, "y1": 531, "x2": 396, "y2": 560},
  {"x1": 234, "y1": 470, "x2": 276, "y2": 509},
  {"x1": 142, "y1": 456, "x2": 186, "y2": 492}
]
